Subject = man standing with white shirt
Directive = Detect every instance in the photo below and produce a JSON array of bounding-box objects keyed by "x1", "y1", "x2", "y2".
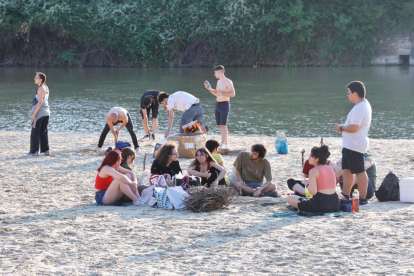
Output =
[
  {"x1": 334, "y1": 81, "x2": 372, "y2": 205},
  {"x1": 158, "y1": 91, "x2": 204, "y2": 137},
  {"x1": 204, "y1": 65, "x2": 235, "y2": 149}
]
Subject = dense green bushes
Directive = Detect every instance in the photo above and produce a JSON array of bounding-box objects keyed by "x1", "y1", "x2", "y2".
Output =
[{"x1": 0, "y1": 0, "x2": 413, "y2": 66}]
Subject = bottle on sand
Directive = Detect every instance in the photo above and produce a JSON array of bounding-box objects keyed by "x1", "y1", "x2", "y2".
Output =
[{"x1": 352, "y1": 189, "x2": 359, "y2": 212}]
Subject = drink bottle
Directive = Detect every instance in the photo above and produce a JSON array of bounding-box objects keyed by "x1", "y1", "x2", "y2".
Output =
[{"x1": 352, "y1": 189, "x2": 359, "y2": 212}]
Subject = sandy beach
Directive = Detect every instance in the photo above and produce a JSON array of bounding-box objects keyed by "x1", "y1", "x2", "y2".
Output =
[{"x1": 1, "y1": 131, "x2": 414, "y2": 275}]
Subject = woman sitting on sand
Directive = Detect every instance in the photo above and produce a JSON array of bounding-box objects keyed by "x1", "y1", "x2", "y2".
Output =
[
  {"x1": 151, "y1": 141, "x2": 182, "y2": 177},
  {"x1": 187, "y1": 147, "x2": 226, "y2": 188},
  {"x1": 95, "y1": 150, "x2": 140, "y2": 205},
  {"x1": 286, "y1": 156, "x2": 335, "y2": 197},
  {"x1": 287, "y1": 145, "x2": 340, "y2": 213},
  {"x1": 121, "y1": 147, "x2": 149, "y2": 194}
]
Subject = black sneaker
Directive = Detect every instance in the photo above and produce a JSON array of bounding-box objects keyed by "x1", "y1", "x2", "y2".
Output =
[
  {"x1": 359, "y1": 198, "x2": 369, "y2": 205},
  {"x1": 140, "y1": 134, "x2": 150, "y2": 141},
  {"x1": 105, "y1": 147, "x2": 113, "y2": 156},
  {"x1": 151, "y1": 134, "x2": 156, "y2": 140}
]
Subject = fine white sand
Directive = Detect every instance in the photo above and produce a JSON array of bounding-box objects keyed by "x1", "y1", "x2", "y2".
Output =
[{"x1": 1, "y1": 131, "x2": 414, "y2": 275}]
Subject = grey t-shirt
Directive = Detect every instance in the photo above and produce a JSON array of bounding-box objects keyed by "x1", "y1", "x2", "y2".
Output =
[{"x1": 342, "y1": 99, "x2": 372, "y2": 154}]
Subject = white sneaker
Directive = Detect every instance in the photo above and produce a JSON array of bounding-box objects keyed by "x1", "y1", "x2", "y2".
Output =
[
  {"x1": 218, "y1": 144, "x2": 227, "y2": 149},
  {"x1": 135, "y1": 147, "x2": 140, "y2": 154}
]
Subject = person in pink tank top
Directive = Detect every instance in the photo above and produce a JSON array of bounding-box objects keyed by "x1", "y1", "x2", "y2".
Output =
[{"x1": 287, "y1": 145, "x2": 340, "y2": 213}]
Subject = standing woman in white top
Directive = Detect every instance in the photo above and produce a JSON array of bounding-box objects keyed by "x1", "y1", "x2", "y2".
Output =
[{"x1": 28, "y1": 72, "x2": 51, "y2": 156}]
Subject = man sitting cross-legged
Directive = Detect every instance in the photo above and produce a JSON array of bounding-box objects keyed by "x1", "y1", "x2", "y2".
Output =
[{"x1": 233, "y1": 143, "x2": 277, "y2": 197}]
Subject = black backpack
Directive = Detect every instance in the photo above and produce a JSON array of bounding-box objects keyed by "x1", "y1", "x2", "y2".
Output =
[{"x1": 375, "y1": 172, "x2": 400, "y2": 202}]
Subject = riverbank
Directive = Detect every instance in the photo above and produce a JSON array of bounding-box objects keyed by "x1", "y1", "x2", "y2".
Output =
[{"x1": 1, "y1": 131, "x2": 413, "y2": 275}]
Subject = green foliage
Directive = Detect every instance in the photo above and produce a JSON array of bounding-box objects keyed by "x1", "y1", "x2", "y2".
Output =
[{"x1": 0, "y1": 0, "x2": 413, "y2": 66}]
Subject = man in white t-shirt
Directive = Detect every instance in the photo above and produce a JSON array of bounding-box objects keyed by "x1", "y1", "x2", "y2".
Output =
[
  {"x1": 158, "y1": 91, "x2": 204, "y2": 137},
  {"x1": 334, "y1": 81, "x2": 372, "y2": 205}
]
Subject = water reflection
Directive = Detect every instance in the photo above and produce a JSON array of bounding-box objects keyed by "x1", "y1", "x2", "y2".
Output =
[{"x1": 0, "y1": 67, "x2": 413, "y2": 139}]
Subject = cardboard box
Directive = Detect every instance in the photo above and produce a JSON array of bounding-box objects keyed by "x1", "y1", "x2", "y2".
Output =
[
  {"x1": 173, "y1": 133, "x2": 207, "y2": 159},
  {"x1": 400, "y1": 178, "x2": 414, "y2": 203}
]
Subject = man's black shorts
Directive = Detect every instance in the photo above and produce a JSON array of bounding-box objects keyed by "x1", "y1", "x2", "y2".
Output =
[{"x1": 342, "y1": 148, "x2": 365, "y2": 174}]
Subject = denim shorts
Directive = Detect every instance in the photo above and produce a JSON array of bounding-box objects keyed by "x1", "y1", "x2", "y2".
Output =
[
  {"x1": 245, "y1": 182, "x2": 263, "y2": 189},
  {"x1": 241, "y1": 182, "x2": 262, "y2": 195},
  {"x1": 95, "y1": 190, "x2": 106, "y2": 205}
]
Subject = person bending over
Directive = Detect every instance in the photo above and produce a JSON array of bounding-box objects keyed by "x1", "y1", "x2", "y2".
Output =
[
  {"x1": 187, "y1": 147, "x2": 226, "y2": 187},
  {"x1": 140, "y1": 90, "x2": 161, "y2": 140},
  {"x1": 287, "y1": 145, "x2": 340, "y2": 213},
  {"x1": 95, "y1": 150, "x2": 140, "y2": 205},
  {"x1": 97, "y1": 107, "x2": 139, "y2": 154},
  {"x1": 158, "y1": 91, "x2": 204, "y2": 137},
  {"x1": 233, "y1": 144, "x2": 277, "y2": 197}
]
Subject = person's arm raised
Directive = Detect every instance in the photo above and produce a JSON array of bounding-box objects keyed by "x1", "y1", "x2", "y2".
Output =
[{"x1": 204, "y1": 82, "x2": 218, "y2": 96}]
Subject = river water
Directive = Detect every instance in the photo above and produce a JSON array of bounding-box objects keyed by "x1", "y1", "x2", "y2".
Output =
[{"x1": 1, "y1": 66, "x2": 413, "y2": 139}]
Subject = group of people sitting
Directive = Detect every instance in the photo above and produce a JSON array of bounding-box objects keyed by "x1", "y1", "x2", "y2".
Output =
[
  {"x1": 94, "y1": 138, "x2": 278, "y2": 205},
  {"x1": 286, "y1": 145, "x2": 376, "y2": 213},
  {"x1": 94, "y1": 141, "x2": 376, "y2": 214}
]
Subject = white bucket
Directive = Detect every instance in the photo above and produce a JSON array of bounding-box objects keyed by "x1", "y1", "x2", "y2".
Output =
[{"x1": 399, "y1": 178, "x2": 414, "y2": 203}]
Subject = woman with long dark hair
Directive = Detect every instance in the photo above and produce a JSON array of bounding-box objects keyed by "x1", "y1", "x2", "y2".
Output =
[
  {"x1": 28, "y1": 72, "x2": 50, "y2": 156},
  {"x1": 150, "y1": 141, "x2": 182, "y2": 177},
  {"x1": 187, "y1": 147, "x2": 226, "y2": 187},
  {"x1": 95, "y1": 150, "x2": 140, "y2": 205},
  {"x1": 287, "y1": 145, "x2": 340, "y2": 213}
]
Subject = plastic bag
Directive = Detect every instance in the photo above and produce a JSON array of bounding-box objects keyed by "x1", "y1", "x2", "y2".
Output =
[
  {"x1": 138, "y1": 186, "x2": 157, "y2": 207},
  {"x1": 154, "y1": 187, "x2": 173, "y2": 209},
  {"x1": 167, "y1": 186, "x2": 189, "y2": 210},
  {"x1": 275, "y1": 131, "x2": 288, "y2": 154}
]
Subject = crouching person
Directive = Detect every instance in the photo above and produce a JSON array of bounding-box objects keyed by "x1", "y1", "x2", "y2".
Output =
[
  {"x1": 287, "y1": 145, "x2": 340, "y2": 212},
  {"x1": 95, "y1": 150, "x2": 140, "y2": 205},
  {"x1": 233, "y1": 144, "x2": 277, "y2": 197}
]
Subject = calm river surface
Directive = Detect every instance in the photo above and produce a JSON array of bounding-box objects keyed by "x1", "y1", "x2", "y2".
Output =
[{"x1": 1, "y1": 66, "x2": 413, "y2": 139}]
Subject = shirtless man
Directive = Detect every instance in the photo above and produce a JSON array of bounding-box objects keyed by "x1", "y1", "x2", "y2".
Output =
[
  {"x1": 97, "y1": 107, "x2": 139, "y2": 153},
  {"x1": 204, "y1": 65, "x2": 235, "y2": 149}
]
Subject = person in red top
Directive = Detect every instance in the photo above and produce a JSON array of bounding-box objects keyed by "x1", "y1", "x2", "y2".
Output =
[
  {"x1": 95, "y1": 150, "x2": 140, "y2": 205},
  {"x1": 287, "y1": 145, "x2": 340, "y2": 213}
]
